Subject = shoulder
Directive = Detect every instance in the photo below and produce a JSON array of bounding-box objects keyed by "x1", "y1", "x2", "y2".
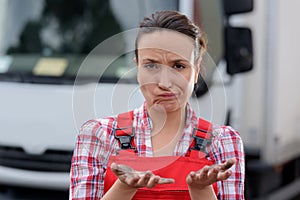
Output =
[
  {"x1": 78, "y1": 116, "x2": 116, "y2": 140},
  {"x1": 213, "y1": 125, "x2": 243, "y2": 143},
  {"x1": 77, "y1": 105, "x2": 143, "y2": 139},
  {"x1": 210, "y1": 125, "x2": 244, "y2": 162}
]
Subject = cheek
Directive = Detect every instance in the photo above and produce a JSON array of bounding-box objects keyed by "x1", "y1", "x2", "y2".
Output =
[
  {"x1": 138, "y1": 72, "x2": 154, "y2": 92},
  {"x1": 137, "y1": 68, "x2": 153, "y2": 85},
  {"x1": 177, "y1": 71, "x2": 195, "y2": 89},
  {"x1": 139, "y1": 84, "x2": 156, "y2": 102}
]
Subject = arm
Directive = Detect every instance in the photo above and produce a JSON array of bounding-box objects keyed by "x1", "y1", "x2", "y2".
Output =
[
  {"x1": 101, "y1": 180, "x2": 137, "y2": 200},
  {"x1": 70, "y1": 119, "x2": 174, "y2": 200},
  {"x1": 188, "y1": 185, "x2": 217, "y2": 200},
  {"x1": 70, "y1": 134, "x2": 143, "y2": 200},
  {"x1": 186, "y1": 159, "x2": 236, "y2": 200},
  {"x1": 185, "y1": 126, "x2": 244, "y2": 200},
  {"x1": 214, "y1": 126, "x2": 245, "y2": 200},
  {"x1": 70, "y1": 120, "x2": 107, "y2": 200}
]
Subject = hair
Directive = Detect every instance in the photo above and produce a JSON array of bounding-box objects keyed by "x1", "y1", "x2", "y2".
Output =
[{"x1": 135, "y1": 10, "x2": 207, "y2": 64}]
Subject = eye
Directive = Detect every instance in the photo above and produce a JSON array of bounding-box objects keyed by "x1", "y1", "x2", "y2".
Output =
[
  {"x1": 143, "y1": 63, "x2": 158, "y2": 69},
  {"x1": 173, "y1": 63, "x2": 186, "y2": 70}
]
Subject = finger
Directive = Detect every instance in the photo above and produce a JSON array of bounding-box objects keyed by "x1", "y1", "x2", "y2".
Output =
[
  {"x1": 220, "y1": 158, "x2": 236, "y2": 170},
  {"x1": 110, "y1": 163, "x2": 125, "y2": 175},
  {"x1": 147, "y1": 176, "x2": 159, "y2": 188},
  {"x1": 126, "y1": 173, "x2": 140, "y2": 186},
  {"x1": 157, "y1": 177, "x2": 175, "y2": 184},
  {"x1": 111, "y1": 163, "x2": 132, "y2": 173},
  {"x1": 207, "y1": 166, "x2": 220, "y2": 182},
  {"x1": 146, "y1": 175, "x2": 159, "y2": 188},
  {"x1": 110, "y1": 162, "x2": 118, "y2": 170},
  {"x1": 137, "y1": 171, "x2": 152, "y2": 186},
  {"x1": 217, "y1": 169, "x2": 232, "y2": 181},
  {"x1": 198, "y1": 165, "x2": 210, "y2": 181},
  {"x1": 186, "y1": 171, "x2": 195, "y2": 184}
]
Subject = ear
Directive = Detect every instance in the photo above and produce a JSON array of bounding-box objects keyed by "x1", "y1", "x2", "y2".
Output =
[
  {"x1": 133, "y1": 57, "x2": 137, "y2": 65},
  {"x1": 194, "y1": 57, "x2": 202, "y2": 84}
]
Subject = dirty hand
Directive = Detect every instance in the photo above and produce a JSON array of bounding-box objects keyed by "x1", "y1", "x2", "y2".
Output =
[
  {"x1": 111, "y1": 162, "x2": 174, "y2": 189},
  {"x1": 186, "y1": 158, "x2": 236, "y2": 190}
]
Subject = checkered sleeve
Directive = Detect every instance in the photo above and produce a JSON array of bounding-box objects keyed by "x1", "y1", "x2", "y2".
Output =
[
  {"x1": 69, "y1": 118, "x2": 115, "y2": 200},
  {"x1": 212, "y1": 126, "x2": 245, "y2": 200}
]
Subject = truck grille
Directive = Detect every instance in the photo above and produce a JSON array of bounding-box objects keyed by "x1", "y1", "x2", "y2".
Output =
[{"x1": 0, "y1": 146, "x2": 73, "y2": 172}]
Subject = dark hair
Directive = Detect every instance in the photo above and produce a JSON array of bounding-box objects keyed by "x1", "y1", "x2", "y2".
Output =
[{"x1": 135, "y1": 10, "x2": 207, "y2": 63}]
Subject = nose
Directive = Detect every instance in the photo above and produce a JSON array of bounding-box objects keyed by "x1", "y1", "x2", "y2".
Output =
[{"x1": 157, "y1": 67, "x2": 172, "y2": 89}]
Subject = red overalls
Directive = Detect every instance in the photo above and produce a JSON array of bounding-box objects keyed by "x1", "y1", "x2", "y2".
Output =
[{"x1": 104, "y1": 111, "x2": 218, "y2": 199}]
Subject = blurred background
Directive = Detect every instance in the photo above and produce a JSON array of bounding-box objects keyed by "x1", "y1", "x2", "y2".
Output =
[{"x1": 0, "y1": 0, "x2": 300, "y2": 199}]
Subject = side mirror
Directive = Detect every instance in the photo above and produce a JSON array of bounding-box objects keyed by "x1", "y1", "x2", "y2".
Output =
[
  {"x1": 225, "y1": 27, "x2": 253, "y2": 75},
  {"x1": 223, "y1": 0, "x2": 253, "y2": 15}
]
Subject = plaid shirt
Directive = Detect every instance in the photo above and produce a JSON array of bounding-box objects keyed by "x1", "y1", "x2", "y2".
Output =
[{"x1": 70, "y1": 102, "x2": 245, "y2": 199}]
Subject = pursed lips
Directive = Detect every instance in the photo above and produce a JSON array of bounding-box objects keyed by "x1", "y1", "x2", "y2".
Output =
[
  {"x1": 152, "y1": 92, "x2": 180, "y2": 105},
  {"x1": 158, "y1": 92, "x2": 177, "y2": 99}
]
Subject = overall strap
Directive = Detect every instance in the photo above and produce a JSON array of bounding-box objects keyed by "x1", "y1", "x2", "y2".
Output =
[
  {"x1": 114, "y1": 111, "x2": 137, "y2": 152},
  {"x1": 189, "y1": 118, "x2": 213, "y2": 158}
]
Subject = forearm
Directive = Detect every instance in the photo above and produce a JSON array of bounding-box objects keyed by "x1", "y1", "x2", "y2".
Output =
[
  {"x1": 188, "y1": 185, "x2": 217, "y2": 200},
  {"x1": 102, "y1": 179, "x2": 137, "y2": 200}
]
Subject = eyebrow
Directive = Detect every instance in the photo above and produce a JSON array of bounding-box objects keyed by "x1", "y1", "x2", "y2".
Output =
[
  {"x1": 141, "y1": 58, "x2": 159, "y2": 63},
  {"x1": 170, "y1": 58, "x2": 189, "y2": 63},
  {"x1": 141, "y1": 58, "x2": 189, "y2": 63}
]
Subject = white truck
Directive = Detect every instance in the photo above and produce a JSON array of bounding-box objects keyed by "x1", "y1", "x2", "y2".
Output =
[
  {"x1": 223, "y1": 0, "x2": 300, "y2": 199},
  {"x1": 0, "y1": 0, "x2": 299, "y2": 199}
]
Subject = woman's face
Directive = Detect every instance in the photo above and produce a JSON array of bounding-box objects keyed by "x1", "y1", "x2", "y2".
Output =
[{"x1": 136, "y1": 30, "x2": 200, "y2": 113}]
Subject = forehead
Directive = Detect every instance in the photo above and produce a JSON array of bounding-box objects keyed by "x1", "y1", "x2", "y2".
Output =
[{"x1": 137, "y1": 30, "x2": 195, "y2": 61}]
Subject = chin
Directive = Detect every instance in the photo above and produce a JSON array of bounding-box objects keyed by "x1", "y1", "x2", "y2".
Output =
[{"x1": 154, "y1": 102, "x2": 183, "y2": 113}]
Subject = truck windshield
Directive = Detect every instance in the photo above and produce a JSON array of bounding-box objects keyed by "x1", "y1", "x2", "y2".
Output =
[{"x1": 0, "y1": 0, "x2": 223, "y2": 84}]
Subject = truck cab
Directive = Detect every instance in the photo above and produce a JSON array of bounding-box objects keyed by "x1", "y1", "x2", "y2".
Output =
[{"x1": 1, "y1": 0, "x2": 300, "y2": 199}]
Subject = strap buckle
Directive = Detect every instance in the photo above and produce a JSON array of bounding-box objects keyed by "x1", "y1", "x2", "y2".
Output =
[
  {"x1": 114, "y1": 126, "x2": 136, "y2": 151},
  {"x1": 190, "y1": 128, "x2": 212, "y2": 152}
]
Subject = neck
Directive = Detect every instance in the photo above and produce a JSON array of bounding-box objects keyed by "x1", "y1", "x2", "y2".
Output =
[{"x1": 147, "y1": 104, "x2": 187, "y2": 134}]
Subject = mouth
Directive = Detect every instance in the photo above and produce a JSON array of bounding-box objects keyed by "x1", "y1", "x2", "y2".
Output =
[
  {"x1": 158, "y1": 93, "x2": 177, "y2": 99},
  {"x1": 152, "y1": 93, "x2": 181, "y2": 108}
]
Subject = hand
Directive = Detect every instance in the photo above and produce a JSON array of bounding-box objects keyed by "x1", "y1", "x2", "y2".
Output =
[
  {"x1": 186, "y1": 158, "x2": 236, "y2": 190},
  {"x1": 110, "y1": 162, "x2": 175, "y2": 189}
]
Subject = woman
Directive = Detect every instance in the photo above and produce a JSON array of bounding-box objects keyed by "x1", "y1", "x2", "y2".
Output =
[{"x1": 70, "y1": 10, "x2": 245, "y2": 200}]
